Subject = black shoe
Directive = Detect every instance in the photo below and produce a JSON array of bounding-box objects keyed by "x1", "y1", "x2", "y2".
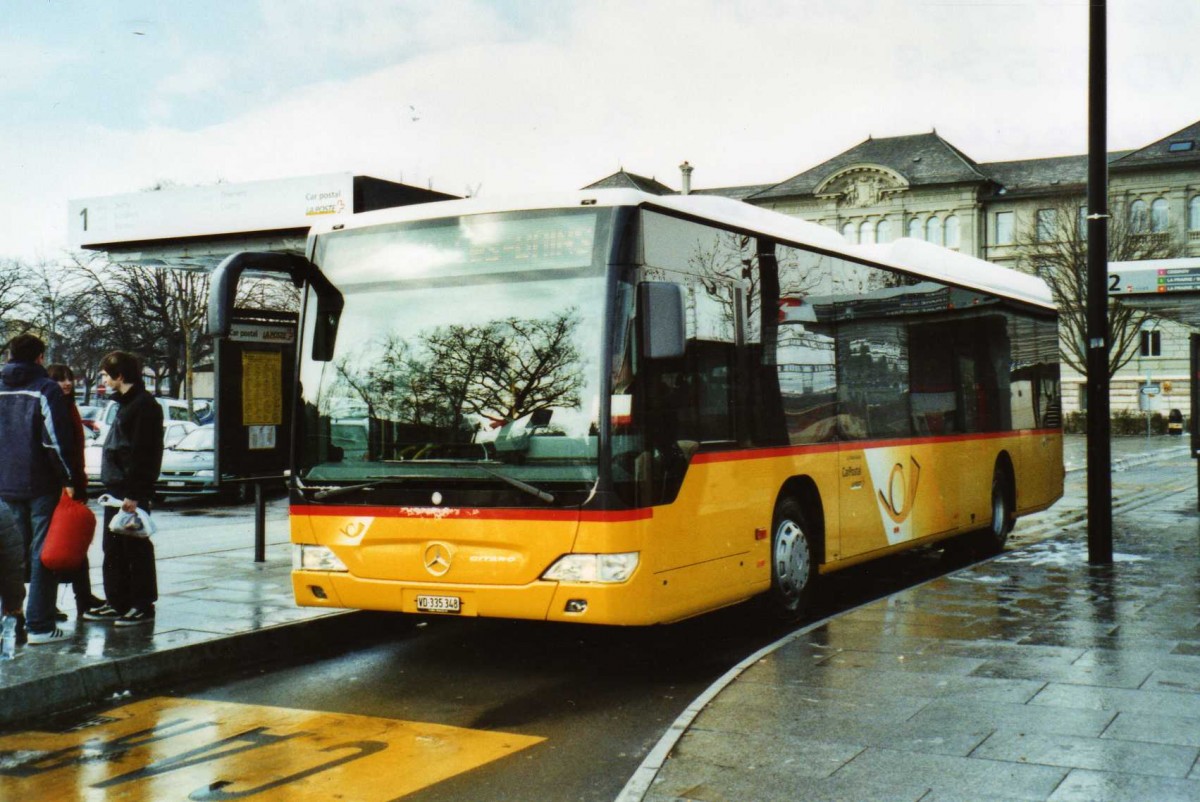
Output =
[
  {"x1": 82, "y1": 604, "x2": 123, "y2": 622},
  {"x1": 114, "y1": 607, "x2": 155, "y2": 627},
  {"x1": 55, "y1": 607, "x2": 68, "y2": 622},
  {"x1": 77, "y1": 596, "x2": 106, "y2": 617}
]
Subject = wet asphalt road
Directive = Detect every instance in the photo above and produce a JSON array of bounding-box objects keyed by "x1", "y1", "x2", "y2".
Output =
[
  {"x1": 159, "y1": 521, "x2": 1001, "y2": 801},
  {"x1": 37, "y1": 451, "x2": 1193, "y2": 801}
]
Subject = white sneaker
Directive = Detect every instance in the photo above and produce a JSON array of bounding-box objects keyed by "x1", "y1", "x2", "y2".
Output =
[{"x1": 27, "y1": 627, "x2": 69, "y2": 644}]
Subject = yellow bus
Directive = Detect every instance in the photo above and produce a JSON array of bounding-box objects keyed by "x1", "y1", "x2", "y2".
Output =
[{"x1": 216, "y1": 190, "x2": 1062, "y2": 625}]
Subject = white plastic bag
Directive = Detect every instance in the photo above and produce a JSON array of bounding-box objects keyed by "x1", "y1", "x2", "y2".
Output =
[{"x1": 97, "y1": 494, "x2": 157, "y2": 538}]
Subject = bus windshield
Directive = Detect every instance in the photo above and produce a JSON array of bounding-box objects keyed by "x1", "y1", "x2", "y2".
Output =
[{"x1": 297, "y1": 208, "x2": 613, "y2": 504}]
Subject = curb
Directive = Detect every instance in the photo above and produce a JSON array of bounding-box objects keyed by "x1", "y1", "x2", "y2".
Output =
[
  {"x1": 615, "y1": 609, "x2": 843, "y2": 802},
  {"x1": 0, "y1": 611, "x2": 391, "y2": 727}
]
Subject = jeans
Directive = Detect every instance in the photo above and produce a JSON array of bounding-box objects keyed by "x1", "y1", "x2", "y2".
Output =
[
  {"x1": 101, "y1": 505, "x2": 157, "y2": 612},
  {"x1": 0, "y1": 500, "x2": 26, "y2": 615},
  {"x1": 5, "y1": 494, "x2": 59, "y2": 633}
]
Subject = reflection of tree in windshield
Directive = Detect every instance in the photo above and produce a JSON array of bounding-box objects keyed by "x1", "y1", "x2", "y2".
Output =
[{"x1": 330, "y1": 309, "x2": 583, "y2": 450}]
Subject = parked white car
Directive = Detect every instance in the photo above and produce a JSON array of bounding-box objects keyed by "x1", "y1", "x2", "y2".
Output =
[
  {"x1": 84, "y1": 420, "x2": 199, "y2": 488},
  {"x1": 156, "y1": 425, "x2": 252, "y2": 501},
  {"x1": 94, "y1": 397, "x2": 211, "y2": 443}
]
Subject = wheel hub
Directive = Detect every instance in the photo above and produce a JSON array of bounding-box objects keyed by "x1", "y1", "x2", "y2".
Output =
[{"x1": 774, "y1": 519, "x2": 810, "y2": 598}]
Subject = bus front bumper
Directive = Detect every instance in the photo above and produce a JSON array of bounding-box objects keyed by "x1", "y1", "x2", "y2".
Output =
[{"x1": 291, "y1": 570, "x2": 661, "y2": 626}]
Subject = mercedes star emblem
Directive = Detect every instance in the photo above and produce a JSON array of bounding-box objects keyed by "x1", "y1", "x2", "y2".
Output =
[{"x1": 423, "y1": 543, "x2": 452, "y2": 576}]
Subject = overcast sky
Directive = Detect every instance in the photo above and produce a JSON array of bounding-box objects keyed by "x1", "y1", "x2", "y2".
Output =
[{"x1": 2, "y1": 0, "x2": 1197, "y2": 260}]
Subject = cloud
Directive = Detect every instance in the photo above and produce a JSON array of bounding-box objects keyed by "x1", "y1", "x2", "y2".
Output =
[
  {"x1": 256, "y1": 0, "x2": 520, "y2": 62},
  {"x1": 2, "y1": 0, "x2": 1198, "y2": 260},
  {"x1": 0, "y1": 40, "x2": 78, "y2": 94},
  {"x1": 156, "y1": 54, "x2": 234, "y2": 98}
]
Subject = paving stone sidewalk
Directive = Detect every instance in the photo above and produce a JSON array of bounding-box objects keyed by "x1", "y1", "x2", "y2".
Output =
[
  {"x1": 628, "y1": 440, "x2": 1200, "y2": 802},
  {"x1": 0, "y1": 496, "x2": 377, "y2": 725}
]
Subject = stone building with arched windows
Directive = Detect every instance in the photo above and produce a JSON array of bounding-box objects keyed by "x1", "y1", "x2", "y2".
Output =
[{"x1": 586, "y1": 119, "x2": 1200, "y2": 420}]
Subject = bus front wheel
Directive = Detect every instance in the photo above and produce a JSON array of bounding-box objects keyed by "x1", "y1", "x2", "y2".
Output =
[{"x1": 768, "y1": 497, "x2": 817, "y2": 619}]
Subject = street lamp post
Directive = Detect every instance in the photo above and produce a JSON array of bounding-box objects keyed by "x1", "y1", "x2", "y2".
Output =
[{"x1": 1086, "y1": 0, "x2": 1113, "y2": 565}]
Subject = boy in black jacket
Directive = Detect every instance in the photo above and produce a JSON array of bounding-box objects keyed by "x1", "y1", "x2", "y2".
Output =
[{"x1": 84, "y1": 351, "x2": 164, "y2": 627}]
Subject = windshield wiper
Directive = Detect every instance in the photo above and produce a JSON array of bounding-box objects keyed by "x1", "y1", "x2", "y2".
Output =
[
  {"x1": 303, "y1": 476, "x2": 410, "y2": 501},
  {"x1": 471, "y1": 463, "x2": 555, "y2": 504}
]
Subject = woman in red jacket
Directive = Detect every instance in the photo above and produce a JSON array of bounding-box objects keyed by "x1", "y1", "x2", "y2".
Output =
[{"x1": 46, "y1": 364, "x2": 105, "y2": 618}]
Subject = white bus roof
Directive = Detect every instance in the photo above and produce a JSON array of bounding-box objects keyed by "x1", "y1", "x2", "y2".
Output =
[{"x1": 310, "y1": 189, "x2": 1054, "y2": 311}]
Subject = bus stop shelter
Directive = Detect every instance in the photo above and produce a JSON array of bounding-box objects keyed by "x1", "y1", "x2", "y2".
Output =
[{"x1": 1108, "y1": 256, "x2": 1200, "y2": 505}]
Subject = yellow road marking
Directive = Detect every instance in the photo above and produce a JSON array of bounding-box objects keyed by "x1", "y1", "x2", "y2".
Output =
[{"x1": 0, "y1": 697, "x2": 544, "y2": 800}]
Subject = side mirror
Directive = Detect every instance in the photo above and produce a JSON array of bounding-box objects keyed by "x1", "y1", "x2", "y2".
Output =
[
  {"x1": 207, "y1": 251, "x2": 343, "y2": 361},
  {"x1": 639, "y1": 282, "x2": 686, "y2": 360}
]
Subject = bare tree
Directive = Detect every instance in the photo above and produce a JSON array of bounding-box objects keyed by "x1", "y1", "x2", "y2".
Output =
[
  {"x1": 20, "y1": 259, "x2": 98, "y2": 364},
  {"x1": 468, "y1": 312, "x2": 584, "y2": 424},
  {"x1": 70, "y1": 257, "x2": 212, "y2": 402},
  {"x1": 237, "y1": 275, "x2": 301, "y2": 314},
  {"x1": 0, "y1": 259, "x2": 31, "y2": 343},
  {"x1": 334, "y1": 311, "x2": 586, "y2": 441},
  {"x1": 1016, "y1": 196, "x2": 1183, "y2": 380}
]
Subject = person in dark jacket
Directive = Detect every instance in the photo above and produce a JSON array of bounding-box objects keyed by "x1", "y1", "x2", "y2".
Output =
[
  {"x1": 0, "y1": 497, "x2": 27, "y2": 645},
  {"x1": 0, "y1": 334, "x2": 78, "y2": 644},
  {"x1": 82, "y1": 351, "x2": 163, "y2": 627},
  {"x1": 46, "y1": 363, "x2": 105, "y2": 618}
]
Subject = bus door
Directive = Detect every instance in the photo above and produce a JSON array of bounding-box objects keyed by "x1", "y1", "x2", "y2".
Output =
[
  {"x1": 637, "y1": 271, "x2": 750, "y2": 606},
  {"x1": 836, "y1": 319, "x2": 915, "y2": 557},
  {"x1": 908, "y1": 319, "x2": 965, "y2": 538}
]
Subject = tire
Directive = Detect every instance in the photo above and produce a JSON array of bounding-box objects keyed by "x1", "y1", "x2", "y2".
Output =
[
  {"x1": 767, "y1": 497, "x2": 818, "y2": 619},
  {"x1": 984, "y1": 467, "x2": 1014, "y2": 553}
]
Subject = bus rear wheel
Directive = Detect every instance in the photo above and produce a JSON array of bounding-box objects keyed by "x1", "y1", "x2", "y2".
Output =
[
  {"x1": 768, "y1": 497, "x2": 817, "y2": 619},
  {"x1": 985, "y1": 467, "x2": 1014, "y2": 553}
]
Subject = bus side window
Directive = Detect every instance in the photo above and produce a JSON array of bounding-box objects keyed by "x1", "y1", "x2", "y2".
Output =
[
  {"x1": 770, "y1": 244, "x2": 836, "y2": 445},
  {"x1": 835, "y1": 320, "x2": 909, "y2": 440},
  {"x1": 910, "y1": 322, "x2": 959, "y2": 436},
  {"x1": 676, "y1": 280, "x2": 737, "y2": 446}
]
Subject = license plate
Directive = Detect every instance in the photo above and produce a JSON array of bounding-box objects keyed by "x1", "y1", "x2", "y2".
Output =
[
  {"x1": 416, "y1": 595, "x2": 461, "y2": 614},
  {"x1": 167, "y1": 481, "x2": 185, "y2": 487}
]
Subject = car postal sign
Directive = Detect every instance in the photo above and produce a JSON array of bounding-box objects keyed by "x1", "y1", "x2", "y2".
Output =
[{"x1": 0, "y1": 697, "x2": 543, "y2": 800}]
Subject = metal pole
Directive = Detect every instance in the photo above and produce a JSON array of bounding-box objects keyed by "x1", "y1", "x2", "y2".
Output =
[
  {"x1": 254, "y1": 481, "x2": 266, "y2": 563},
  {"x1": 1192, "y1": 335, "x2": 1200, "y2": 511},
  {"x1": 1086, "y1": 0, "x2": 1113, "y2": 564}
]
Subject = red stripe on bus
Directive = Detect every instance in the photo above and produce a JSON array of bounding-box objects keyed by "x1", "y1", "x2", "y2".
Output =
[{"x1": 290, "y1": 505, "x2": 653, "y2": 522}]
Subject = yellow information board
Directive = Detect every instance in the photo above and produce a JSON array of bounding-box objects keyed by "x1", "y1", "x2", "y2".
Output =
[{"x1": 241, "y1": 351, "x2": 283, "y2": 426}]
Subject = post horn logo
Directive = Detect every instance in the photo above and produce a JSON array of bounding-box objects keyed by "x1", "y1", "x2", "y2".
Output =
[
  {"x1": 423, "y1": 542, "x2": 453, "y2": 577},
  {"x1": 879, "y1": 456, "x2": 921, "y2": 525}
]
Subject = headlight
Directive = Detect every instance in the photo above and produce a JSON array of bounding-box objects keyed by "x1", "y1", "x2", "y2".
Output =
[
  {"x1": 293, "y1": 544, "x2": 349, "y2": 572},
  {"x1": 541, "y1": 552, "x2": 639, "y2": 583},
  {"x1": 194, "y1": 470, "x2": 214, "y2": 478}
]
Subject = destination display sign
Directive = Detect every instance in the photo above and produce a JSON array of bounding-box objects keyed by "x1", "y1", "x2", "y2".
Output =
[{"x1": 321, "y1": 211, "x2": 600, "y2": 286}]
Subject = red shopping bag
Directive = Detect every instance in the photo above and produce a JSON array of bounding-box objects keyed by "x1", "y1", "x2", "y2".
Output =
[{"x1": 41, "y1": 492, "x2": 96, "y2": 572}]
